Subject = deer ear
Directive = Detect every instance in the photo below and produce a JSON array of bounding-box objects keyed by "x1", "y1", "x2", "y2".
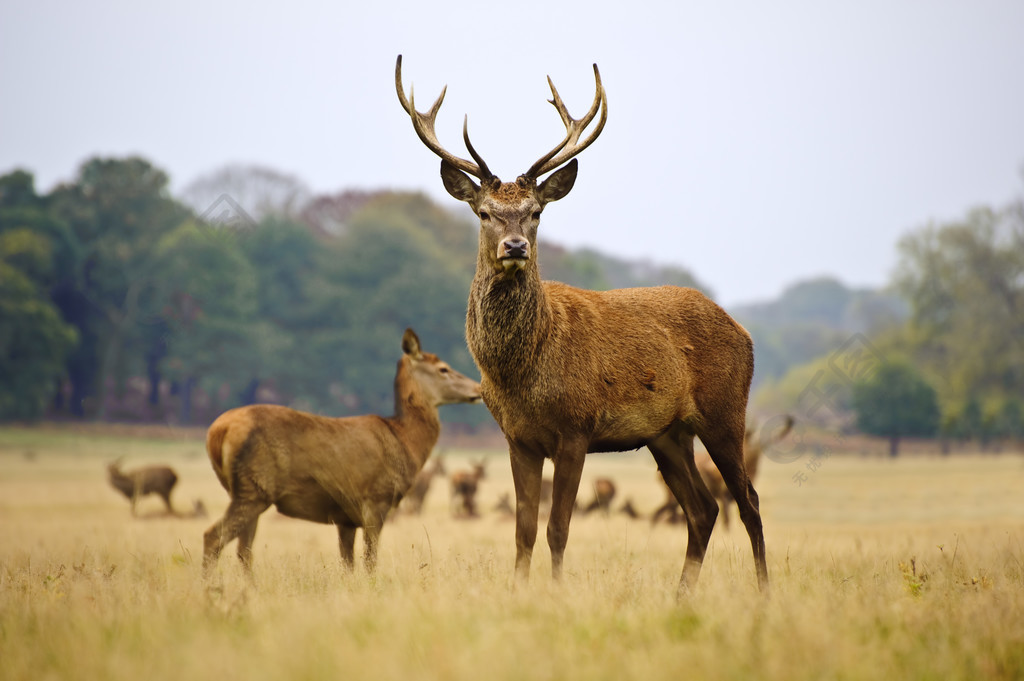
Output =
[
  {"x1": 537, "y1": 159, "x2": 578, "y2": 205},
  {"x1": 440, "y1": 160, "x2": 480, "y2": 203},
  {"x1": 402, "y1": 328, "x2": 423, "y2": 359}
]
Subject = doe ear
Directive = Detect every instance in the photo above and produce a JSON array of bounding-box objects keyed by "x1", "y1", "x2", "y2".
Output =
[
  {"x1": 440, "y1": 160, "x2": 480, "y2": 203},
  {"x1": 402, "y1": 328, "x2": 423, "y2": 359},
  {"x1": 537, "y1": 158, "x2": 578, "y2": 205}
]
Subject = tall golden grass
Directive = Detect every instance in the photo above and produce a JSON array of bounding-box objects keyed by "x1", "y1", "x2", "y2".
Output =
[{"x1": 1, "y1": 425, "x2": 1022, "y2": 680}]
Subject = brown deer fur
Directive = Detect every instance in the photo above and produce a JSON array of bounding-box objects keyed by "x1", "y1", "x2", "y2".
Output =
[
  {"x1": 107, "y1": 461, "x2": 178, "y2": 516},
  {"x1": 201, "y1": 329, "x2": 481, "y2": 576},
  {"x1": 397, "y1": 57, "x2": 767, "y2": 595}
]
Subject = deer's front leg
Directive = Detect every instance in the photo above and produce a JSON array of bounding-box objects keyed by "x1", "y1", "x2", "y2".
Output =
[
  {"x1": 547, "y1": 438, "x2": 586, "y2": 581},
  {"x1": 509, "y1": 443, "x2": 544, "y2": 584}
]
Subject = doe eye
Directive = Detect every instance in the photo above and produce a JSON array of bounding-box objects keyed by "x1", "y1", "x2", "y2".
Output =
[
  {"x1": 439, "y1": 367, "x2": 450, "y2": 374},
  {"x1": 479, "y1": 211, "x2": 490, "y2": 221},
  {"x1": 532, "y1": 212, "x2": 542, "y2": 220}
]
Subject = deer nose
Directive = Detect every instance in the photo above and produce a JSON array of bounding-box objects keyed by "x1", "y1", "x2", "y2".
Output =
[{"x1": 503, "y1": 239, "x2": 529, "y2": 259}]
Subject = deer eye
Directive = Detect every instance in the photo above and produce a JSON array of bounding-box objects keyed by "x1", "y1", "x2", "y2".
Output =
[
  {"x1": 439, "y1": 366, "x2": 451, "y2": 374},
  {"x1": 532, "y1": 211, "x2": 542, "y2": 221},
  {"x1": 479, "y1": 211, "x2": 490, "y2": 221}
]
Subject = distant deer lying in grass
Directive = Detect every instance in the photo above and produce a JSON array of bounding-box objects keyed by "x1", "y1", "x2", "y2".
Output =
[
  {"x1": 398, "y1": 454, "x2": 446, "y2": 515},
  {"x1": 450, "y1": 459, "x2": 487, "y2": 518},
  {"x1": 201, "y1": 329, "x2": 481, "y2": 576},
  {"x1": 579, "y1": 477, "x2": 617, "y2": 515},
  {"x1": 107, "y1": 460, "x2": 178, "y2": 516},
  {"x1": 653, "y1": 415, "x2": 795, "y2": 529}
]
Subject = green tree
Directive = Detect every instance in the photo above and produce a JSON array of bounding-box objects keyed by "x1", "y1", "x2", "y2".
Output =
[
  {"x1": 150, "y1": 221, "x2": 262, "y2": 423},
  {"x1": 893, "y1": 203, "x2": 1024, "y2": 409},
  {"x1": 49, "y1": 157, "x2": 190, "y2": 418},
  {"x1": 852, "y1": 361, "x2": 940, "y2": 456},
  {"x1": 0, "y1": 171, "x2": 78, "y2": 420}
]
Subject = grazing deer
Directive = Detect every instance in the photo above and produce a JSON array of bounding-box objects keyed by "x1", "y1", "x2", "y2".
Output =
[
  {"x1": 397, "y1": 56, "x2": 767, "y2": 595},
  {"x1": 450, "y1": 459, "x2": 487, "y2": 517},
  {"x1": 580, "y1": 477, "x2": 617, "y2": 515},
  {"x1": 201, "y1": 329, "x2": 481, "y2": 576},
  {"x1": 107, "y1": 460, "x2": 178, "y2": 516},
  {"x1": 653, "y1": 415, "x2": 795, "y2": 529},
  {"x1": 399, "y1": 454, "x2": 446, "y2": 515}
]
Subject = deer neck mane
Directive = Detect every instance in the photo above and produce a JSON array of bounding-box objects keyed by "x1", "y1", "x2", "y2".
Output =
[{"x1": 467, "y1": 261, "x2": 551, "y2": 390}]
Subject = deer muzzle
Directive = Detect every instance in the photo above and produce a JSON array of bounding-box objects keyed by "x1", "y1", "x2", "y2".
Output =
[{"x1": 498, "y1": 238, "x2": 530, "y2": 269}]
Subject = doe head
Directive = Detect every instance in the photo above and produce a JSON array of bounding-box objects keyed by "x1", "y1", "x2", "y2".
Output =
[{"x1": 400, "y1": 328, "x2": 482, "y2": 407}]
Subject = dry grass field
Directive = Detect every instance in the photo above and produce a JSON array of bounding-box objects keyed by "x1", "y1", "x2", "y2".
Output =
[{"x1": 1, "y1": 425, "x2": 1023, "y2": 681}]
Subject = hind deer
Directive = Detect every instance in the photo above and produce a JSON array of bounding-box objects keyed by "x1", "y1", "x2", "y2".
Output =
[
  {"x1": 107, "y1": 460, "x2": 178, "y2": 516},
  {"x1": 397, "y1": 56, "x2": 767, "y2": 595},
  {"x1": 450, "y1": 459, "x2": 487, "y2": 518},
  {"x1": 202, "y1": 329, "x2": 481, "y2": 576}
]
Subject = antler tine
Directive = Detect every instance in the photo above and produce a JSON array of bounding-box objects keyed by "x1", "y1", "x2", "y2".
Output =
[
  {"x1": 525, "y1": 63, "x2": 608, "y2": 180},
  {"x1": 395, "y1": 55, "x2": 493, "y2": 181}
]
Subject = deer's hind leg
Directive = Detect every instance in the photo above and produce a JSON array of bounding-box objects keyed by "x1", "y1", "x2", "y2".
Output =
[
  {"x1": 648, "y1": 425, "x2": 718, "y2": 597},
  {"x1": 202, "y1": 498, "x2": 270, "y2": 577},
  {"x1": 701, "y1": 426, "x2": 768, "y2": 593},
  {"x1": 236, "y1": 517, "x2": 260, "y2": 571}
]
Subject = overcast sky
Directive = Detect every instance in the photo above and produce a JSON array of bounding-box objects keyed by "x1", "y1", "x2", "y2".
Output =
[{"x1": 2, "y1": 0, "x2": 1022, "y2": 306}]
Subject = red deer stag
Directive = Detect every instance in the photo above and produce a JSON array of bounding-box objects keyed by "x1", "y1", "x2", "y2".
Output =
[
  {"x1": 107, "y1": 460, "x2": 178, "y2": 516},
  {"x1": 396, "y1": 56, "x2": 767, "y2": 595},
  {"x1": 202, "y1": 329, "x2": 481, "y2": 576}
]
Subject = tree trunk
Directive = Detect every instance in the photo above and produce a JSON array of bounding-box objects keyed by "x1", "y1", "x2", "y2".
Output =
[{"x1": 889, "y1": 435, "x2": 900, "y2": 458}]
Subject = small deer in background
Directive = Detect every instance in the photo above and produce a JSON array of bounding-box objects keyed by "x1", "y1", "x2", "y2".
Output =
[
  {"x1": 107, "y1": 460, "x2": 179, "y2": 516},
  {"x1": 579, "y1": 477, "x2": 617, "y2": 515},
  {"x1": 398, "y1": 56, "x2": 766, "y2": 595},
  {"x1": 399, "y1": 454, "x2": 446, "y2": 515},
  {"x1": 202, "y1": 329, "x2": 481, "y2": 576},
  {"x1": 450, "y1": 459, "x2": 487, "y2": 518}
]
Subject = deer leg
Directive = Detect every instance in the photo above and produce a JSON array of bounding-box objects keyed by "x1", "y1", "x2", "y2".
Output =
[
  {"x1": 509, "y1": 443, "x2": 544, "y2": 583},
  {"x1": 236, "y1": 517, "x2": 260, "y2": 572},
  {"x1": 337, "y1": 524, "x2": 357, "y2": 570},
  {"x1": 648, "y1": 430, "x2": 718, "y2": 597},
  {"x1": 360, "y1": 504, "x2": 388, "y2": 573},
  {"x1": 547, "y1": 439, "x2": 587, "y2": 581},
  {"x1": 703, "y1": 429, "x2": 769, "y2": 593},
  {"x1": 202, "y1": 499, "x2": 269, "y2": 577}
]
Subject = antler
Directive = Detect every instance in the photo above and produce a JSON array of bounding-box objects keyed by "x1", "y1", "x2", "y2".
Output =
[
  {"x1": 524, "y1": 64, "x2": 608, "y2": 180},
  {"x1": 395, "y1": 55, "x2": 493, "y2": 181}
]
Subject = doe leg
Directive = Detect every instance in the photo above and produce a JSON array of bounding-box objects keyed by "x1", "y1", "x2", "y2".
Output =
[
  {"x1": 337, "y1": 524, "x2": 357, "y2": 570},
  {"x1": 236, "y1": 517, "x2": 260, "y2": 573},
  {"x1": 202, "y1": 499, "x2": 269, "y2": 577}
]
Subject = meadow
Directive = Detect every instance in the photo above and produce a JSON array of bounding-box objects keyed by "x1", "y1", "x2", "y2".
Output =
[{"x1": 1, "y1": 425, "x2": 1022, "y2": 681}]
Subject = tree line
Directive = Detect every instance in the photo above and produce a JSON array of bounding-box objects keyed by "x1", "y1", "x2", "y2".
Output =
[
  {"x1": 752, "y1": 190, "x2": 1024, "y2": 454},
  {"x1": 0, "y1": 157, "x2": 706, "y2": 428}
]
